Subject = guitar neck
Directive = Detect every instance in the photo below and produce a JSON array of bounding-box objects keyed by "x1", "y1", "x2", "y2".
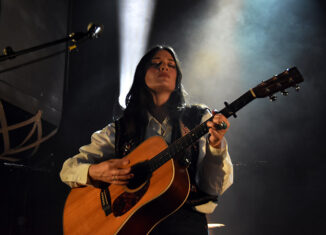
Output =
[{"x1": 149, "y1": 90, "x2": 256, "y2": 172}]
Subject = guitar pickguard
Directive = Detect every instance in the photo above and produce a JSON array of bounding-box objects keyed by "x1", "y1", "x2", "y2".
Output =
[{"x1": 112, "y1": 181, "x2": 150, "y2": 217}]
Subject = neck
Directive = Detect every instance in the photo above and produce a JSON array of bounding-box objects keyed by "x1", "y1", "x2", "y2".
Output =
[
  {"x1": 149, "y1": 103, "x2": 169, "y2": 123},
  {"x1": 151, "y1": 91, "x2": 171, "y2": 107}
]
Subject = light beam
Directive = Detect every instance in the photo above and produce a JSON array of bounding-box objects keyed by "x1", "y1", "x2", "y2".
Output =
[{"x1": 118, "y1": 0, "x2": 156, "y2": 108}]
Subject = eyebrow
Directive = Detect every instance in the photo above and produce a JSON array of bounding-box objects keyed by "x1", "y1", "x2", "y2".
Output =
[{"x1": 152, "y1": 57, "x2": 175, "y2": 62}]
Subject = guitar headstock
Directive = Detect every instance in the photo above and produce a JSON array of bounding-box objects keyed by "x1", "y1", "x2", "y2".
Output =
[{"x1": 252, "y1": 67, "x2": 304, "y2": 100}]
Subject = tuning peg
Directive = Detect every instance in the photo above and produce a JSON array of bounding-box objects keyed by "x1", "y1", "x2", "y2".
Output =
[
  {"x1": 269, "y1": 95, "x2": 277, "y2": 102},
  {"x1": 294, "y1": 84, "x2": 300, "y2": 91},
  {"x1": 281, "y1": 90, "x2": 289, "y2": 96}
]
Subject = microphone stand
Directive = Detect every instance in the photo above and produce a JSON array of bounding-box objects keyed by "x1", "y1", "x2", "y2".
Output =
[
  {"x1": 0, "y1": 23, "x2": 103, "y2": 63},
  {"x1": 3, "y1": 162, "x2": 52, "y2": 173}
]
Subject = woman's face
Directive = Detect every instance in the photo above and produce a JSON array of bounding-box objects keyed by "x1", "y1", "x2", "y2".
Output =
[{"x1": 145, "y1": 50, "x2": 177, "y2": 95}]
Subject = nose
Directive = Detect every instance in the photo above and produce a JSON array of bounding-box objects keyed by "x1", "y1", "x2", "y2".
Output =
[{"x1": 159, "y1": 63, "x2": 168, "y2": 71}]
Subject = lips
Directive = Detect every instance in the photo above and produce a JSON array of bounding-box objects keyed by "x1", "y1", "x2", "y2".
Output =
[{"x1": 158, "y1": 72, "x2": 169, "y2": 78}]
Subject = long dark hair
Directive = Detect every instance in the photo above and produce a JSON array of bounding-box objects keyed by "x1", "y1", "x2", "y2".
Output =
[{"x1": 122, "y1": 45, "x2": 186, "y2": 140}]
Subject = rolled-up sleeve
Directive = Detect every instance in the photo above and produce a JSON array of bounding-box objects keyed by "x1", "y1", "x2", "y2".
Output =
[
  {"x1": 196, "y1": 111, "x2": 234, "y2": 196},
  {"x1": 59, "y1": 123, "x2": 116, "y2": 188}
]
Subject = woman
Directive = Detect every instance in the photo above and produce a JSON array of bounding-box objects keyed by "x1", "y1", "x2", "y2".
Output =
[{"x1": 60, "y1": 45, "x2": 233, "y2": 234}]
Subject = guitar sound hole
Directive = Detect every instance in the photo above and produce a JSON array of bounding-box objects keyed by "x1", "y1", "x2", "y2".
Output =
[
  {"x1": 127, "y1": 160, "x2": 152, "y2": 190},
  {"x1": 112, "y1": 181, "x2": 150, "y2": 216}
]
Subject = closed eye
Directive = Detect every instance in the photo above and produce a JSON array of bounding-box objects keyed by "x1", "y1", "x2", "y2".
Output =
[
  {"x1": 150, "y1": 60, "x2": 176, "y2": 69},
  {"x1": 150, "y1": 62, "x2": 162, "y2": 68}
]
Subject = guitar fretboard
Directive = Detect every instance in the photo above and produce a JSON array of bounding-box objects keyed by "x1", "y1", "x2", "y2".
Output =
[{"x1": 149, "y1": 90, "x2": 255, "y2": 172}]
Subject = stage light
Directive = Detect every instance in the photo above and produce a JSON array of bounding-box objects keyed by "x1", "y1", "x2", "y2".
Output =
[
  {"x1": 208, "y1": 223, "x2": 225, "y2": 228},
  {"x1": 118, "y1": 0, "x2": 156, "y2": 108}
]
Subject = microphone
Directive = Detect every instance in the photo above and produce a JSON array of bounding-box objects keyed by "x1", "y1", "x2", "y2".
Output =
[
  {"x1": 69, "y1": 22, "x2": 104, "y2": 42},
  {"x1": 87, "y1": 23, "x2": 104, "y2": 39}
]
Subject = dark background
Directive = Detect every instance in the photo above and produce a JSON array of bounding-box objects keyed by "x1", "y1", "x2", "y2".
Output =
[{"x1": 0, "y1": 0, "x2": 325, "y2": 234}]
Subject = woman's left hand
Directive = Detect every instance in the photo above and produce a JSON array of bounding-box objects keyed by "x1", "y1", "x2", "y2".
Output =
[{"x1": 206, "y1": 113, "x2": 230, "y2": 149}]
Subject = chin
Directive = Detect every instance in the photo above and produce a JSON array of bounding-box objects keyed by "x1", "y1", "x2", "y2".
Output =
[{"x1": 149, "y1": 83, "x2": 173, "y2": 92}]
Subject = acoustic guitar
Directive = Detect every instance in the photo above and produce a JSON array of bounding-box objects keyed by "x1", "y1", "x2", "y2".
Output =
[{"x1": 63, "y1": 67, "x2": 304, "y2": 234}]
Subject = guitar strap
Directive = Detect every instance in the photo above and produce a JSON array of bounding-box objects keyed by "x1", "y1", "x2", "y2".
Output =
[
  {"x1": 115, "y1": 116, "x2": 142, "y2": 158},
  {"x1": 100, "y1": 186, "x2": 112, "y2": 216}
]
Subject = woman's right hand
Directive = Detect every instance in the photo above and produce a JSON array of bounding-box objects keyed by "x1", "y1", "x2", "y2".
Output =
[{"x1": 88, "y1": 158, "x2": 133, "y2": 185}]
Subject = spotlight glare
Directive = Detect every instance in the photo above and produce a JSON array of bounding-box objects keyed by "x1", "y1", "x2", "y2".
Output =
[
  {"x1": 118, "y1": 0, "x2": 155, "y2": 108},
  {"x1": 208, "y1": 223, "x2": 226, "y2": 228}
]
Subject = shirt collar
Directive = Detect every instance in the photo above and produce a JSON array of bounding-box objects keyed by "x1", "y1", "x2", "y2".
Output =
[{"x1": 147, "y1": 112, "x2": 169, "y2": 127}]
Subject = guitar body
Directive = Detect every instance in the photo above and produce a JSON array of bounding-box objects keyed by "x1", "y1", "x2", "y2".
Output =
[{"x1": 63, "y1": 136, "x2": 190, "y2": 235}]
